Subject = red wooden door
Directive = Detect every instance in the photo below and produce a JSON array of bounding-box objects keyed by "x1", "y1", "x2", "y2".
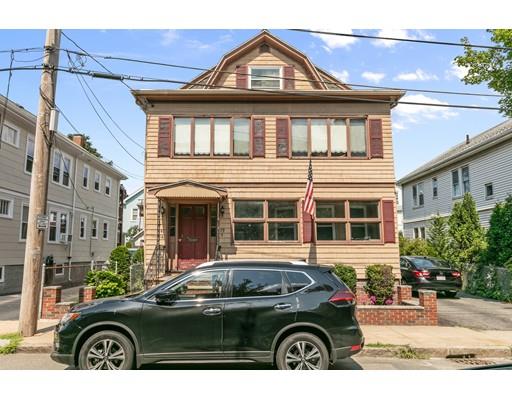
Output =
[{"x1": 178, "y1": 205, "x2": 207, "y2": 266}]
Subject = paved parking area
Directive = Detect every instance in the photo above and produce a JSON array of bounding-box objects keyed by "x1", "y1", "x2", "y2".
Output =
[{"x1": 437, "y1": 292, "x2": 512, "y2": 330}]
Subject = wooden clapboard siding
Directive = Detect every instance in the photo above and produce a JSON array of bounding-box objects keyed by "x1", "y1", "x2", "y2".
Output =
[{"x1": 216, "y1": 46, "x2": 316, "y2": 90}]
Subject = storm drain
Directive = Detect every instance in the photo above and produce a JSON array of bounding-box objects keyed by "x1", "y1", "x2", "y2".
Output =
[{"x1": 451, "y1": 358, "x2": 497, "y2": 366}]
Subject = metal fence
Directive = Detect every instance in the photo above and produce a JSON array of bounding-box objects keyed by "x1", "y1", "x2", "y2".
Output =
[{"x1": 129, "y1": 263, "x2": 145, "y2": 293}]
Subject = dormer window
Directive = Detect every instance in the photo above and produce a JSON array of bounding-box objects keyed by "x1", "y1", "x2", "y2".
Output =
[{"x1": 249, "y1": 66, "x2": 282, "y2": 89}]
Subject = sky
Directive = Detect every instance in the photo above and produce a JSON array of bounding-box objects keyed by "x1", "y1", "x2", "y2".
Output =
[{"x1": 0, "y1": 29, "x2": 506, "y2": 194}]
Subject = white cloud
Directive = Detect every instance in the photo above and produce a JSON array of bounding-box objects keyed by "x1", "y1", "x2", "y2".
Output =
[
  {"x1": 161, "y1": 30, "x2": 179, "y2": 46},
  {"x1": 372, "y1": 29, "x2": 434, "y2": 48},
  {"x1": 393, "y1": 121, "x2": 406, "y2": 130},
  {"x1": 445, "y1": 61, "x2": 469, "y2": 80},
  {"x1": 330, "y1": 69, "x2": 350, "y2": 82},
  {"x1": 394, "y1": 68, "x2": 439, "y2": 81},
  {"x1": 361, "y1": 71, "x2": 386, "y2": 83},
  {"x1": 393, "y1": 94, "x2": 458, "y2": 128},
  {"x1": 311, "y1": 29, "x2": 358, "y2": 52},
  {"x1": 185, "y1": 34, "x2": 233, "y2": 52}
]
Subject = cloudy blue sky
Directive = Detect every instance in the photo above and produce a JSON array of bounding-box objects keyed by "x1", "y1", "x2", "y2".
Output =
[{"x1": 0, "y1": 29, "x2": 506, "y2": 194}]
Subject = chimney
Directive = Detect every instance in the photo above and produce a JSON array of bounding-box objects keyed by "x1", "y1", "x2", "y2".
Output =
[
  {"x1": 466, "y1": 134, "x2": 470, "y2": 145},
  {"x1": 72, "y1": 134, "x2": 85, "y2": 148}
]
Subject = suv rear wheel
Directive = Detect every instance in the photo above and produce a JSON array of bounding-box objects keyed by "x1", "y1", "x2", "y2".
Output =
[
  {"x1": 78, "y1": 330, "x2": 134, "y2": 370},
  {"x1": 276, "y1": 332, "x2": 329, "y2": 370}
]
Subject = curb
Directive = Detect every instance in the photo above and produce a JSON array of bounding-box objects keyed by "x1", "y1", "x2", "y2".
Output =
[
  {"x1": 361, "y1": 346, "x2": 512, "y2": 359},
  {"x1": 16, "y1": 344, "x2": 53, "y2": 354}
]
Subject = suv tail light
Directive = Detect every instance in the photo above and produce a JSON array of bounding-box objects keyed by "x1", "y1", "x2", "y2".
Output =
[
  {"x1": 412, "y1": 270, "x2": 430, "y2": 278},
  {"x1": 451, "y1": 271, "x2": 461, "y2": 278},
  {"x1": 329, "y1": 289, "x2": 355, "y2": 305}
]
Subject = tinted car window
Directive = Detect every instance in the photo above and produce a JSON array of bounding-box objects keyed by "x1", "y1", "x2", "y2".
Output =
[
  {"x1": 231, "y1": 270, "x2": 283, "y2": 297},
  {"x1": 286, "y1": 271, "x2": 312, "y2": 292},
  {"x1": 410, "y1": 258, "x2": 450, "y2": 269},
  {"x1": 171, "y1": 270, "x2": 226, "y2": 300}
]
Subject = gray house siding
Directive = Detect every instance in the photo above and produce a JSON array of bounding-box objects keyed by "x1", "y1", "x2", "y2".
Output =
[
  {"x1": 0, "y1": 96, "x2": 126, "y2": 295},
  {"x1": 400, "y1": 135, "x2": 512, "y2": 239}
]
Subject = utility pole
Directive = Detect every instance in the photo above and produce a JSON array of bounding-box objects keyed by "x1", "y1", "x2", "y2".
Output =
[{"x1": 19, "y1": 29, "x2": 61, "y2": 337}]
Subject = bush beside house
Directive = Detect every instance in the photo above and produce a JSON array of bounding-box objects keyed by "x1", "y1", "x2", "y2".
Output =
[
  {"x1": 332, "y1": 264, "x2": 357, "y2": 292},
  {"x1": 365, "y1": 264, "x2": 395, "y2": 305}
]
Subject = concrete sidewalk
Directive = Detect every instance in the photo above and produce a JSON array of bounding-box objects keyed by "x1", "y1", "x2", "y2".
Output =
[{"x1": 1, "y1": 320, "x2": 512, "y2": 358}]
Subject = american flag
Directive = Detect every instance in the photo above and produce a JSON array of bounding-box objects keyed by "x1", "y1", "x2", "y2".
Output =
[{"x1": 303, "y1": 159, "x2": 314, "y2": 215}]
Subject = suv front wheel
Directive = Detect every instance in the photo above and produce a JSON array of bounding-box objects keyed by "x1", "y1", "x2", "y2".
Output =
[
  {"x1": 78, "y1": 330, "x2": 134, "y2": 370},
  {"x1": 276, "y1": 332, "x2": 329, "y2": 370}
]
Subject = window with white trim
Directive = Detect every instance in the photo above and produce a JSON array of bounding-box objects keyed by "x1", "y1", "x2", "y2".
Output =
[
  {"x1": 83, "y1": 165, "x2": 90, "y2": 189},
  {"x1": 102, "y1": 221, "x2": 109, "y2": 240},
  {"x1": 105, "y1": 177, "x2": 112, "y2": 196},
  {"x1": 52, "y1": 151, "x2": 72, "y2": 187},
  {"x1": 20, "y1": 204, "x2": 29, "y2": 240},
  {"x1": 0, "y1": 197, "x2": 13, "y2": 219},
  {"x1": 48, "y1": 211, "x2": 68, "y2": 243},
  {"x1": 25, "y1": 135, "x2": 35, "y2": 173},
  {"x1": 48, "y1": 211, "x2": 58, "y2": 242},
  {"x1": 452, "y1": 166, "x2": 470, "y2": 198},
  {"x1": 249, "y1": 66, "x2": 281, "y2": 89},
  {"x1": 432, "y1": 177, "x2": 438, "y2": 198},
  {"x1": 79, "y1": 215, "x2": 87, "y2": 239},
  {"x1": 1, "y1": 123, "x2": 20, "y2": 147},
  {"x1": 91, "y1": 218, "x2": 98, "y2": 239},
  {"x1": 0, "y1": 266, "x2": 4, "y2": 283},
  {"x1": 485, "y1": 183, "x2": 494, "y2": 199},
  {"x1": 131, "y1": 208, "x2": 138, "y2": 221},
  {"x1": 412, "y1": 182, "x2": 424, "y2": 207},
  {"x1": 94, "y1": 171, "x2": 101, "y2": 192}
]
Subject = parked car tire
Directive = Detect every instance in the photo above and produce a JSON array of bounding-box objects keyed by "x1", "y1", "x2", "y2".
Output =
[
  {"x1": 444, "y1": 291, "x2": 458, "y2": 298},
  {"x1": 275, "y1": 332, "x2": 329, "y2": 370},
  {"x1": 78, "y1": 330, "x2": 134, "y2": 370}
]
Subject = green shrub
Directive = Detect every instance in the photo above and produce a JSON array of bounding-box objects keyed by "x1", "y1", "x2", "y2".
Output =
[
  {"x1": 332, "y1": 264, "x2": 357, "y2": 292},
  {"x1": 485, "y1": 196, "x2": 512, "y2": 267},
  {"x1": 85, "y1": 270, "x2": 126, "y2": 298},
  {"x1": 365, "y1": 264, "x2": 395, "y2": 305},
  {"x1": 399, "y1": 234, "x2": 431, "y2": 257},
  {"x1": 109, "y1": 245, "x2": 132, "y2": 282},
  {"x1": 132, "y1": 247, "x2": 144, "y2": 264}
]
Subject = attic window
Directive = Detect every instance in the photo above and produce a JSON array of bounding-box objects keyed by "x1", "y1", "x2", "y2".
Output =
[
  {"x1": 249, "y1": 66, "x2": 281, "y2": 89},
  {"x1": 259, "y1": 43, "x2": 270, "y2": 53}
]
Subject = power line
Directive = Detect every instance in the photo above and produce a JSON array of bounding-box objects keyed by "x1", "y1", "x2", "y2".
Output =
[
  {"x1": 291, "y1": 29, "x2": 512, "y2": 51},
  {"x1": 59, "y1": 48, "x2": 502, "y2": 99},
  {"x1": 0, "y1": 47, "x2": 43, "y2": 54},
  {"x1": 66, "y1": 51, "x2": 145, "y2": 150},
  {"x1": 64, "y1": 60, "x2": 144, "y2": 166},
  {"x1": 54, "y1": 65, "x2": 502, "y2": 111}
]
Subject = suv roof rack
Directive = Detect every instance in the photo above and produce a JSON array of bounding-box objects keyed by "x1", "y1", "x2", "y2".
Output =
[{"x1": 195, "y1": 259, "x2": 309, "y2": 269}]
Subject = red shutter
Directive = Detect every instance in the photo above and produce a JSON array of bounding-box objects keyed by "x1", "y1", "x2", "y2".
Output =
[
  {"x1": 302, "y1": 201, "x2": 314, "y2": 243},
  {"x1": 382, "y1": 200, "x2": 396, "y2": 243},
  {"x1": 283, "y1": 65, "x2": 295, "y2": 90},
  {"x1": 369, "y1": 119, "x2": 384, "y2": 158},
  {"x1": 158, "y1": 116, "x2": 172, "y2": 157},
  {"x1": 252, "y1": 118, "x2": 265, "y2": 157},
  {"x1": 276, "y1": 118, "x2": 290, "y2": 157},
  {"x1": 236, "y1": 65, "x2": 248, "y2": 89}
]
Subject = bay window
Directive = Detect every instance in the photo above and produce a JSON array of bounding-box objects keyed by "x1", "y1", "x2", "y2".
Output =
[{"x1": 291, "y1": 118, "x2": 367, "y2": 158}]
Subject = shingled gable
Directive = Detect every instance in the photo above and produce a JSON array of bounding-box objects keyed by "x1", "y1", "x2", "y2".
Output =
[{"x1": 182, "y1": 30, "x2": 350, "y2": 90}]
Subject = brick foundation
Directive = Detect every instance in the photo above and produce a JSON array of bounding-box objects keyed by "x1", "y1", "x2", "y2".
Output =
[
  {"x1": 78, "y1": 286, "x2": 97, "y2": 303},
  {"x1": 356, "y1": 286, "x2": 438, "y2": 326}
]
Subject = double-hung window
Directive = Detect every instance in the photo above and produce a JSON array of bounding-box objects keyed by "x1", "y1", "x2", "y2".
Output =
[
  {"x1": 0, "y1": 197, "x2": 13, "y2": 219},
  {"x1": 48, "y1": 211, "x2": 68, "y2": 243},
  {"x1": 102, "y1": 221, "x2": 109, "y2": 240},
  {"x1": 131, "y1": 208, "x2": 138, "y2": 221},
  {"x1": 94, "y1": 171, "x2": 101, "y2": 192},
  {"x1": 412, "y1": 182, "x2": 424, "y2": 207},
  {"x1": 25, "y1": 135, "x2": 35, "y2": 173},
  {"x1": 291, "y1": 118, "x2": 367, "y2": 158},
  {"x1": 432, "y1": 177, "x2": 438, "y2": 198},
  {"x1": 249, "y1": 67, "x2": 281, "y2": 89},
  {"x1": 52, "y1": 151, "x2": 72, "y2": 187},
  {"x1": 1, "y1": 123, "x2": 20, "y2": 147},
  {"x1": 91, "y1": 218, "x2": 98, "y2": 239},
  {"x1": 83, "y1": 165, "x2": 90, "y2": 189},
  {"x1": 79, "y1": 216, "x2": 87, "y2": 240},
  {"x1": 452, "y1": 166, "x2": 470, "y2": 198},
  {"x1": 105, "y1": 177, "x2": 112, "y2": 196},
  {"x1": 174, "y1": 117, "x2": 250, "y2": 157},
  {"x1": 20, "y1": 204, "x2": 29, "y2": 240},
  {"x1": 233, "y1": 200, "x2": 299, "y2": 242}
]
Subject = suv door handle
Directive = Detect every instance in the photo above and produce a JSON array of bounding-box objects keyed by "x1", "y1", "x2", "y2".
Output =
[
  {"x1": 202, "y1": 307, "x2": 222, "y2": 316},
  {"x1": 274, "y1": 303, "x2": 292, "y2": 311}
]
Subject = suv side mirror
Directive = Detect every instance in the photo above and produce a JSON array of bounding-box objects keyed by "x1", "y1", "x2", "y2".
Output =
[{"x1": 155, "y1": 290, "x2": 178, "y2": 305}]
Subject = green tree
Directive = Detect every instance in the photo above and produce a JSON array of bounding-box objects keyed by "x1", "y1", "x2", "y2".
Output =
[
  {"x1": 427, "y1": 214, "x2": 451, "y2": 261},
  {"x1": 448, "y1": 193, "x2": 486, "y2": 270},
  {"x1": 108, "y1": 245, "x2": 132, "y2": 284},
  {"x1": 67, "y1": 134, "x2": 102, "y2": 158},
  {"x1": 399, "y1": 233, "x2": 431, "y2": 256},
  {"x1": 485, "y1": 195, "x2": 512, "y2": 267},
  {"x1": 455, "y1": 29, "x2": 512, "y2": 117}
]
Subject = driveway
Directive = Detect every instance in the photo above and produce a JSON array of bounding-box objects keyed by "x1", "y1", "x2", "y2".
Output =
[
  {"x1": 0, "y1": 286, "x2": 81, "y2": 321},
  {"x1": 437, "y1": 292, "x2": 512, "y2": 330}
]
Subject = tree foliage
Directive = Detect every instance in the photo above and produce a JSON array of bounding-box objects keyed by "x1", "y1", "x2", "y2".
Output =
[
  {"x1": 365, "y1": 264, "x2": 395, "y2": 305},
  {"x1": 399, "y1": 233, "x2": 431, "y2": 256},
  {"x1": 448, "y1": 193, "x2": 486, "y2": 269},
  {"x1": 427, "y1": 214, "x2": 451, "y2": 261},
  {"x1": 67, "y1": 134, "x2": 102, "y2": 158},
  {"x1": 332, "y1": 264, "x2": 357, "y2": 292},
  {"x1": 455, "y1": 29, "x2": 512, "y2": 117},
  {"x1": 108, "y1": 245, "x2": 132, "y2": 283},
  {"x1": 485, "y1": 195, "x2": 512, "y2": 267},
  {"x1": 85, "y1": 270, "x2": 126, "y2": 298}
]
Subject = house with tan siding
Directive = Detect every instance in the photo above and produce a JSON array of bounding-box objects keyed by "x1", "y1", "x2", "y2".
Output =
[
  {"x1": 132, "y1": 30, "x2": 404, "y2": 282},
  {"x1": 0, "y1": 95, "x2": 127, "y2": 295}
]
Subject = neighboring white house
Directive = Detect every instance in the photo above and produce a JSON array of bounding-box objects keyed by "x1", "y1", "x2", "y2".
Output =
[
  {"x1": 122, "y1": 187, "x2": 144, "y2": 247},
  {"x1": 398, "y1": 119, "x2": 512, "y2": 239},
  {"x1": 396, "y1": 185, "x2": 403, "y2": 234},
  {"x1": 0, "y1": 94, "x2": 127, "y2": 295}
]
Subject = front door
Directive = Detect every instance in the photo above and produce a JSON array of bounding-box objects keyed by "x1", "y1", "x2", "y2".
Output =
[{"x1": 178, "y1": 205, "x2": 207, "y2": 268}]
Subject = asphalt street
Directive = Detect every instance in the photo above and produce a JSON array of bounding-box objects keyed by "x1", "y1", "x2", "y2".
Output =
[{"x1": 0, "y1": 353, "x2": 481, "y2": 370}]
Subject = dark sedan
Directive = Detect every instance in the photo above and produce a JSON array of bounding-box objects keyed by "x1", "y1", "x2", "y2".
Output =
[{"x1": 400, "y1": 256, "x2": 462, "y2": 297}]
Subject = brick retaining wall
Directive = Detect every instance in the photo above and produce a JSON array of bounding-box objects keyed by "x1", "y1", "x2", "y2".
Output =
[{"x1": 41, "y1": 285, "x2": 97, "y2": 319}]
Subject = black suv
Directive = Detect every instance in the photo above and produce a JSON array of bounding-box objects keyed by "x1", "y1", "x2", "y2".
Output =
[{"x1": 51, "y1": 261, "x2": 364, "y2": 370}]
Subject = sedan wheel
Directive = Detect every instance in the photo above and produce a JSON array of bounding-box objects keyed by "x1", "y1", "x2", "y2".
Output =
[
  {"x1": 78, "y1": 330, "x2": 134, "y2": 370},
  {"x1": 276, "y1": 332, "x2": 329, "y2": 370}
]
